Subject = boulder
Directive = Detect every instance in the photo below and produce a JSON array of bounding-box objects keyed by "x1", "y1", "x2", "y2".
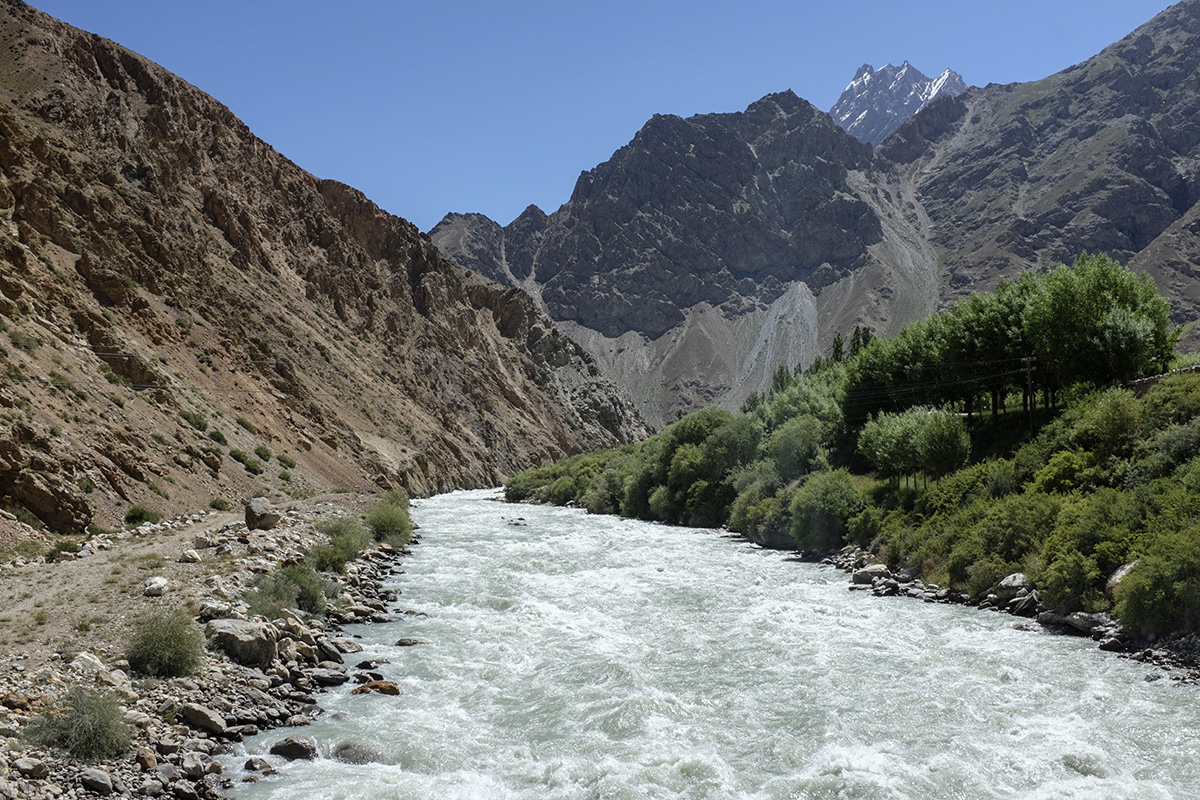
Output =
[
  {"x1": 70, "y1": 651, "x2": 105, "y2": 675},
  {"x1": 79, "y1": 768, "x2": 113, "y2": 795},
  {"x1": 245, "y1": 497, "x2": 281, "y2": 531},
  {"x1": 994, "y1": 572, "x2": 1031, "y2": 603},
  {"x1": 269, "y1": 735, "x2": 318, "y2": 761},
  {"x1": 351, "y1": 681, "x2": 400, "y2": 696},
  {"x1": 143, "y1": 576, "x2": 170, "y2": 596},
  {"x1": 205, "y1": 619, "x2": 278, "y2": 668},
  {"x1": 1009, "y1": 590, "x2": 1040, "y2": 618},
  {"x1": 310, "y1": 668, "x2": 349, "y2": 687},
  {"x1": 180, "y1": 703, "x2": 226, "y2": 735},
  {"x1": 1106, "y1": 561, "x2": 1139, "y2": 600},
  {"x1": 13, "y1": 757, "x2": 48, "y2": 778},
  {"x1": 178, "y1": 549, "x2": 202, "y2": 563},
  {"x1": 1066, "y1": 611, "x2": 1112, "y2": 636},
  {"x1": 852, "y1": 563, "x2": 891, "y2": 585},
  {"x1": 332, "y1": 739, "x2": 384, "y2": 765}
]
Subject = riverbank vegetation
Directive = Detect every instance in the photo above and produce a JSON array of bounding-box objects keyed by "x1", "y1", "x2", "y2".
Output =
[{"x1": 507, "y1": 254, "x2": 1200, "y2": 639}]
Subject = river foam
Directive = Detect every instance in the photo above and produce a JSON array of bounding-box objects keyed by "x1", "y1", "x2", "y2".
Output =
[{"x1": 223, "y1": 489, "x2": 1200, "y2": 799}]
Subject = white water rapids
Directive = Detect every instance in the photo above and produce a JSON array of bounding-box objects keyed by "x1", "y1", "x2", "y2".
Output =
[{"x1": 224, "y1": 489, "x2": 1200, "y2": 799}]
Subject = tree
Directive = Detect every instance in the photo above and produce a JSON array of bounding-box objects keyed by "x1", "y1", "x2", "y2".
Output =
[{"x1": 790, "y1": 469, "x2": 863, "y2": 552}]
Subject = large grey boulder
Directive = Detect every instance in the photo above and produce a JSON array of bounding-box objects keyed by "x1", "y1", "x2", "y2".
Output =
[
  {"x1": 332, "y1": 739, "x2": 384, "y2": 765},
  {"x1": 205, "y1": 619, "x2": 278, "y2": 668},
  {"x1": 852, "y1": 563, "x2": 892, "y2": 585},
  {"x1": 269, "y1": 735, "x2": 318, "y2": 761},
  {"x1": 245, "y1": 497, "x2": 281, "y2": 531},
  {"x1": 994, "y1": 572, "x2": 1031, "y2": 603},
  {"x1": 180, "y1": 703, "x2": 227, "y2": 736},
  {"x1": 79, "y1": 768, "x2": 113, "y2": 795},
  {"x1": 1106, "y1": 561, "x2": 1138, "y2": 599}
]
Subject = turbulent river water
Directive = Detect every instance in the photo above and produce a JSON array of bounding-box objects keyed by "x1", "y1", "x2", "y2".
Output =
[{"x1": 224, "y1": 489, "x2": 1200, "y2": 799}]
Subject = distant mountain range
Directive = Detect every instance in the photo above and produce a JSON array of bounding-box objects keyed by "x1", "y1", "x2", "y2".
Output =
[
  {"x1": 830, "y1": 61, "x2": 967, "y2": 146},
  {"x1": 434, "y1": 0, "x2": 1200, "y2": 426}
]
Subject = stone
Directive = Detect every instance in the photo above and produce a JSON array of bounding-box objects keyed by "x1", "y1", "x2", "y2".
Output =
[
  {"x1": 244, "y1": 757, "x2": 274, "y2": 774},
  {"x1": 136, "y1": 745, "x2": 158, "y2": 771},
  {"x1": 309, "y1": 668, "x2": 350, "y2": 687},
  {"x1": 79, "y1": 768, "x2": 113, "y2": 795},
  {"x1": 173, "y1": 779, "x2": 201, "y2": 800},
  {"x1": 70, "y1": 651, "x2": 105, "y2": 675},
  {"x1": 393, "y1": 638, "x2": 425, "y2": 647},
  {"x1": 138, "y1": 778, "x2": 164, "y2": 797},
  {"x1": 269, "y1": 735, "x2": 318, "y2": 761},
  {"x1": 851, "y1": 563, "x2": 891, "y2": 585},
  {"x1": 205, "y1": 619, "x2": 278, "y2": 668},
  {"x1": 332, "y1": 739, "x2": 384, "y2": 765},
  {"x1": 245, "y1": 497, "x2": 281, "y2": 531},
  {"x1": 180, "y1": 702, "x2": 226, "y2": 735},
  {"x1": 14, "y1": 757, "x2": 48, "y2": 778},
  {"x1": 351, "y1": 680, "x2": 400, "y2": 696},
  {"x1": 1009, "y1": 590, "x2": 1040, "y2": 618},
  {"x1": 994, "y1": 572, "x2": 1031, "y2": 603},
  {"x1": 178, "y1": 549, "x2": 202, "y2": 563},
  {"x1": 179, "y1": 752, "x2": 206, "y2": 779},
  {"x1": 143, "y1": 576, "x2": 170, "y2": 596},
  {"x1": 1065, "y1": 611, "x2": 1111, "y2": 636},
  {"x1": 1106, "y1": 561, "x2": 1139, "y2": 600}
]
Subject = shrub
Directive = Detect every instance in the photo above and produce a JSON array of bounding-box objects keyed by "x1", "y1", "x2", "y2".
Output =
[
  {"x1": 1115, "y1": 527, "x2": 1200, "y2": 637},
  {"x1": 311, "y1": 516, "x2": 372, "y2": 573},
  {"x1": 276, "y1": 453, "x2": 297, "y2": 469},
  {"x1": 24, "y1": 686, "x2": 132, "y2": 761},
  {"x1": 245, "y1": 563, "x2": 329, "y2": 618},
  {"x1": 790, "y1": 469, "x2": 863, "y2": 553},
  {"x1": 126, "y1": 609, "x2": 203, "y2": 677},
  {"x1": 229, "y1": 449, "x2": 264, "y2": 475},
  {"x1": 209, "y1": 498, "x2": 231, "y2": 511},
  {"x1": 235, "y1": 416, "x2": 257, "y2": 434},
  {"x1": 124, "y1": 505, "x2": 162, "y2": 526},
  {"x1": 179, "y1": 410, "x2": 208, "y2": 432},
  {"x1": 365, "y1": 491, "x2": 413, "y2": 547},
  {"x1": 254, "y1": 445, "x2": 271, "y2": 462},
  {"x1": 207, "y1": 429, "x2": 228, "y2": 446}
]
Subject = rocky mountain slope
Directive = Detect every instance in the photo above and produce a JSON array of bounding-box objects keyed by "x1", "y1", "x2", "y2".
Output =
[
  {"x1": 435, "y1": 1, "x2": 1200, "y2": 426},
  {"x1": 433, "y1": 94, "x2": 941, "y2": 424},
  {"x1": 0, "y1": 0, "x2": 646, "y2": 539},
  {"x1": 830, "y1": 61, "x2": 967, "y2": 146}
]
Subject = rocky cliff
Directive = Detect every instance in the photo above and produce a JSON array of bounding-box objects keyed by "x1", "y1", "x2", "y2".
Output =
[
  {"x1": 0, "y1": 0, "x2": 646, "y2": 538},
  {"x1": 830, "y1": 61, "x2": 967, "y2": 147},
  {"x1": 435, "y1": 2, "x2": 1200, "y2": 426}
]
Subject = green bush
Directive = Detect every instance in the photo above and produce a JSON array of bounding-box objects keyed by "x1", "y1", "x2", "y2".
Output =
[
  {"x1": 209, "y1": 498, "x2": 231, "y2": 511},
  {"x1": 207, "y1": 429, "x2": 228, "y2": 446},
  {"x1": 245, "y1": 563, "x2": 329, "y2": 618},
  {"x1": 311, "y1": 516, "x2": 373, "y2": 573},
  {"x1": 254, "y1": 445, "x2": 272, "y2": 462},
  {"x1": 1115, "y1": 526, "x2": 1200, "y2": 637},
  {"x1": 179, "y1": 410, "x2": 208, "y2": 432},
  {"x1": 229, "y1": 449, "x2": 264, "y2": 475},
  {"x1": 277, "y1": 453, "x2": 297, "y2": 469},
  {"x1": 124, "y1": 505, "x2": 162, "y2": 526},
  {"x1": 790, "y1": 469, "x2": 863, "y2": 553},
  {"x1": 24, "y1": 686, "x2": 132, "y2": 761},
  {"x1": 365, "y1": 491, "x2": 413, "y2": 547},
  {"x1": 126, "y1": 609, "x2": 204, "y2": 677},
  {"x1": 236, "y1": 416, "x2": 257, "y2": 434}
]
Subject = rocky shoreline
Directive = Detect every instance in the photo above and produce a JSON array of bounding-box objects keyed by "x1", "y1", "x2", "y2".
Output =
[
  {"x1": 821, "y1": 546, "x2": 1200, "y2": 686},
  {"x1": 0, "y1": 497, "x2": 413, "y2": 799}
]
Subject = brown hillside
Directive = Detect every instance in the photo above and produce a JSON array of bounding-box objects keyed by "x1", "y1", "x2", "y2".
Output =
[{"x1": 0, "y1": 0, "x2": 645, "y2": 540}]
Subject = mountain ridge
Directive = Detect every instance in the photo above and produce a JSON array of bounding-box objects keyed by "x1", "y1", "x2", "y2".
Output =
[{"x1": 830, "y1": 60, "x2": 967, "y2": 146}]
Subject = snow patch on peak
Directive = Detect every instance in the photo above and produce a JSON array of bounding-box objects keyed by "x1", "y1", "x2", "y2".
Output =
[{"x1": 829, "y1": 61, "x2": 967, "y2": 147}]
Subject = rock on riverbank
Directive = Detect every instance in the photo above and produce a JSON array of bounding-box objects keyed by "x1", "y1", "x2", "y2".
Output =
[{"x1": 822, "y1": 545, "x2": 1200, "y2": 685}]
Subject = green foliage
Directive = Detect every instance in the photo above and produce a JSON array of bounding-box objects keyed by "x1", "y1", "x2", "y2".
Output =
[
  {"x1": 207, "y1": 429, "x2": 228, "y2": 446},
  {"x1": 209, "y1": 498, "x2": 231, "y2": 511},
  {"x1": 254, "y1": 445, "x2": 272, "y2": 462},
  {"x1": 277, "y1": 453, "x2": 297, "y2": 469},
  {"x1": 179, "y1": 410, "x2": 208, "y2": 431},
  {"x1": 790, "y1": 469, "x2": 863, "y2": 553},
  {"x1": 1115, "y1": 526, "x2": 1200, "y2": 636},
  {"x1": 246, "y1": 563, "x2": 330, "y2": 618},
  {"x1": 365, "y1": 489, "x2": 412, "y2": 546},
  {"x1": 236, "y1": 416, "x2": 257, "y2": 434},
  {"x1": 24, "y1": 687, "x2": 132, "y2": 761},
  {"x1": 124, "y1": 505, "x2": 162, "y2": 526},
  {"x1": 311, "y1": 516, "x2": 373, "y2": 573},
  {"x1": 7, "y1": 329, "x2": 40, "y2": 351},
  {"x1": 126, "y1": 609, "x2": 204, "y2": 677},
  {"x1": 229, "y1": 449, "x2": 264, "y2": 475}
]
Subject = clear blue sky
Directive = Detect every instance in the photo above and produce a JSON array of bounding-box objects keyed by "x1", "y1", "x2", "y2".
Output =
[{"x1": 30, "y1": 1, "x2": 1174, "y2": 232}]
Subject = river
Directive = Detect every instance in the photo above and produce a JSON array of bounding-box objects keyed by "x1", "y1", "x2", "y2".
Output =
[{"x1": 223, "y1": 489, "x2": 1200, "y2": 799}]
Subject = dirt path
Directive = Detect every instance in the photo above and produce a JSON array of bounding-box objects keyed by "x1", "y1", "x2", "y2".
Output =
[{"x1": 0, "y1": 493, "x2": 371, "y2": 670}]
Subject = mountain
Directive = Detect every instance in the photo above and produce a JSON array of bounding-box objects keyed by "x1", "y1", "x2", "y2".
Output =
[
  {"x1": 433, "y1": 94, "x2": 939, "y2": 424},
  {"x1": 0, "y1": 0, "x2": 646, "y2": 537},
  {"x1": 434, "y1": 1, "x2": 1200, "y2": 427},
  {"x1": 830, "y1": 61, "x2": 967, "y2": 146}
]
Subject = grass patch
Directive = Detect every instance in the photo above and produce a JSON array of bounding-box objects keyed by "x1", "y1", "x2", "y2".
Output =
[
  {"x1": 209, "y1": 497, "x2": 231, "y2": 511},
  {"x1": 276, "y1": 453, "x2": 296, "y2": 469},
  {"x1": 24, "y1": 686, "x2": 132, "y2": 762},
  {"x1": 207, "y1": 429, "x2": 228, "y2": 446},
  {"x1": 126, "y1": 609, "x2": 204, "y2": 678},
  {"x1": 229, "y1": 449, "x2": 264, "y2": 475},
  {"x1": 179, "y1": 410, "x2": 207, "y2": 431},
  {"x1": 245, "y1": 563, "x2": 330, "y2": 618},
  {"x1": 236, "y1": 416, "x2": 257, "y2": 434},
  {"x1": 254, "y1": 444, "x2": 271, "y2": 462},
  {"x1": 124, "y1": 505, "x2": 162, "y2": 526},
  {"x1": 310, "y1": 516, "x2": 373, "y2": 574}
]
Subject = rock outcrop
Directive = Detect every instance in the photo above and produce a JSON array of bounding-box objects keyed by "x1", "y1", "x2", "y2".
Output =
[{"x1": 0, "y1": 0, "x2": 646, "y2": 534}]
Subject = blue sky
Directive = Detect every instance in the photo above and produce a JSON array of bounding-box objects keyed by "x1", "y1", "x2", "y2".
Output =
[{"x1": 31, "y1": 1, "x2": 1173, "y2": 232}]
